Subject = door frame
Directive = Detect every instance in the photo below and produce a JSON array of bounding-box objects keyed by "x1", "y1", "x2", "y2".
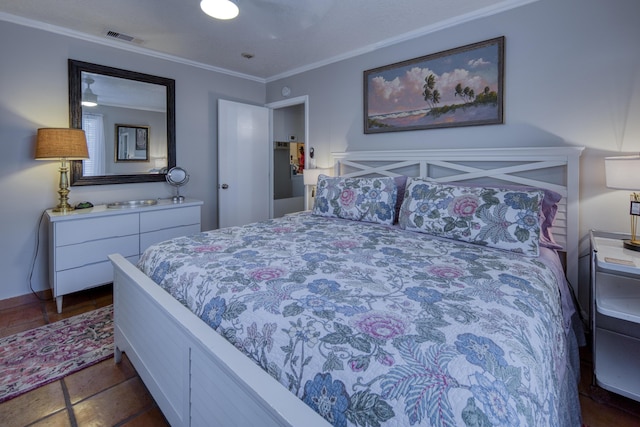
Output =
[{"x1": 266, "y1": 95, "x2": 309, "y2": 218}]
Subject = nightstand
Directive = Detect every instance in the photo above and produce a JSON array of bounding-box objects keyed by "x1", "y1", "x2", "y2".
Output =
[{"x1": 590, "y1": 230, "x2": 640, "y2": 402}]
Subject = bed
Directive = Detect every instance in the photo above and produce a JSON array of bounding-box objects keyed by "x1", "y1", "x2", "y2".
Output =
[{"x1": 109, "y1": 147, "x2": 585, "y2": 427}]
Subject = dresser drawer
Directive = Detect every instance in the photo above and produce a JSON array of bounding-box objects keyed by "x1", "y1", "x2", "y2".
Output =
[
  {"x1": 55, "y1": 213, "x2": 139, "y2": 246},
  {"x1": 140, "y1": 224, "x2": 201, "y2": 253},
  {"x1": 56, "y1": 234, "x2": 139, "y2": 271},
  {"x1": 140, "y1": 206, "x2": 200, "y2": 233},
  {"x1": 55, "y1": 255, "x2": 139, "y2": 296}
]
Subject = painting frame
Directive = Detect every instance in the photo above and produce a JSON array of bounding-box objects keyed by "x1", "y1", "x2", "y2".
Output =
[
  {"x1": 115, "y1": 124, "x2": 150, "y2": 162},
  {"x1": 364, "y1": 36, "x2": 504, "y2": 134}
]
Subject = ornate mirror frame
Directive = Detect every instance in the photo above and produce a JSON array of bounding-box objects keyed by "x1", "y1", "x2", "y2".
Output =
[{"x1": 68, "y1": 59, "x2": 176, "y2": 185}]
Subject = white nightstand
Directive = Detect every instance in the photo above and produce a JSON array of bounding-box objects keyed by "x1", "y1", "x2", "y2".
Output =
[{"x1": 590, "y1": 230, "x2": 640, "y2": 402}]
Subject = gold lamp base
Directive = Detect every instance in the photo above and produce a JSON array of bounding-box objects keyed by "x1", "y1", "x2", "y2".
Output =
[
  {"x1": 52, "y1": 159, "x2": 75, "y2": 213},
  {"x1": 625, "y1": 194, "x2": 640, "y2": 251}
]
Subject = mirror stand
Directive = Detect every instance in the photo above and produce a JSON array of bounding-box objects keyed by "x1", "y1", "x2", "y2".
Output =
[{"x1": 166, "y1": 167, "x2": 190, "y2": 203}]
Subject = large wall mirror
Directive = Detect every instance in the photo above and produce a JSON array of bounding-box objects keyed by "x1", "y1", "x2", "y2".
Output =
[{"x1": 68, "y1": 59, "x2": 176, "y2": 185}]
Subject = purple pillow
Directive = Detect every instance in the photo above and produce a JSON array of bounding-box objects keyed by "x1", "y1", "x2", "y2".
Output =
[{"x1": 538, "y1": 188, "x2": 563, "y2": 249}]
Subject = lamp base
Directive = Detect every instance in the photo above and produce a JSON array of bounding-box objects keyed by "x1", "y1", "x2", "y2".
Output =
[
  {"x1": 52, "y1": 204, "x2": 75, "y2": 213},
  {"x1": 623, "y1": 240, "x2": 640, "y2": 252},
  {"x1": 52, "y1": 160, "x2": 74, "y2": 214}
]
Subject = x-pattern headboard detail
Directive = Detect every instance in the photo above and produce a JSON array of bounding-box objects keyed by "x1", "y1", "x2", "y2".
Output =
[{"x1": 332, "y1": 146, "x2": 585, "y2": 287}]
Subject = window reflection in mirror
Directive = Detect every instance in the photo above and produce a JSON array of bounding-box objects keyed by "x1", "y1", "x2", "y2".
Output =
[
  {"x1": 69, "y1": 60, "x2": 175, "y2": 186},
  {"x1": 82, "y1": 74, "x2": 163, "y2": 173}
]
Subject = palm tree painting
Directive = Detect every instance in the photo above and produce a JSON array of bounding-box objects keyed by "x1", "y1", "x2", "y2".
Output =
[{"x1": 364, "y1": 37, "x2": 504, "y2": 133}]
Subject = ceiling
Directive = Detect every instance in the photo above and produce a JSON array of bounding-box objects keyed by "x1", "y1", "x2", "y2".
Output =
[{"x1": 0, "y1": 0, "x2": 533, "y2": 81}]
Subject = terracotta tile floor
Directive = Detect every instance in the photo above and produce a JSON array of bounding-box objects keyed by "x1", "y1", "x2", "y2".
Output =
[
  {"x1": 1, "y1": 285, "x2": 639, "y2": 426},
  {"x1": 0, "y1": 285, "x2": 169, "y2": 427}
]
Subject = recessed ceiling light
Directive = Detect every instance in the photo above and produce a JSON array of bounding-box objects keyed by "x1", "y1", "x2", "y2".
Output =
[{"x1": 200, "y1": 0, "x2": 239, "y2": 20}]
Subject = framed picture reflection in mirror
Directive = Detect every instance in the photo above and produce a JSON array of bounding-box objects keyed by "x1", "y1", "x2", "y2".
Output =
[{"x1": 115, "y1": 124, "x2": 149, "y2": 162}]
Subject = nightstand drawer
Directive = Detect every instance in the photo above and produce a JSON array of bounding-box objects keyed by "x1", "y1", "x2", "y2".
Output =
[
  {"x1": 56, "y1": 234, "x2": 139, "y2": 271},
  {"x1": 55, "y1": 214, "x2": 139, "y2": 246}
]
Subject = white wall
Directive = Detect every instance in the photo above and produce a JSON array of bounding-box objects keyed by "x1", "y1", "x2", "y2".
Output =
[
  {"x1": 0, "y1": 20, "x2": 265, "y2": 300},
  {"x1": 266, "y1": 0, "x2": 640, "y2": 309}
]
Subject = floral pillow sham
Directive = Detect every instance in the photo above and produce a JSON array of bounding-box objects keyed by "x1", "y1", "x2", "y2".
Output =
[
  {"x1": 312, "y1": 175, "x2": 397, "y2": 225},
  {"x1": 398, "y1": 177, "x2": 544, "y2": 256}
]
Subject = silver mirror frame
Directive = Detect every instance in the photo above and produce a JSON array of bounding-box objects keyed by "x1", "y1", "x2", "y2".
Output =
[
  {"x1": 166, "y1": 166, "x2": 189, "y2": 202},
  {"x1": 166, "y1": 166, "x2": 189, "y2": 186},
  {"x1": 68, "y1": 59, "x2": 176, "y2": 185}
]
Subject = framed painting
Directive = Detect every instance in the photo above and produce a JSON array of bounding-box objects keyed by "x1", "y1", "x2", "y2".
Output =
[
  {"x1": 364, "y1": 37, "x2": 504, "y2": 134},
  {"x1": 115, "y1": 124, "x2": 149, "y2": 162}
]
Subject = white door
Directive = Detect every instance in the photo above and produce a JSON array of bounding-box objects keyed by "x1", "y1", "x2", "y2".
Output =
[{"x1": 218, "y1": 99, "x2": 270, "y2": 228}]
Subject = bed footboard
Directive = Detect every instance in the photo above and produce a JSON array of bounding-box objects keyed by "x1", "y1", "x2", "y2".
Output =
[{"x1": 109, "y1": 253, "x2": 329, "y2": 427}]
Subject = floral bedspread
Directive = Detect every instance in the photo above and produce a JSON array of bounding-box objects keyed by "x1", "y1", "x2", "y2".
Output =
[{"x1": 138, "y1": 213, "x2": 579, "y2": 427}]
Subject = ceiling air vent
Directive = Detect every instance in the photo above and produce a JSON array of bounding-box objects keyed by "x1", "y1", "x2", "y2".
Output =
[{"x1": 105, "y1": 30, "x2": 143, "y2": 44}]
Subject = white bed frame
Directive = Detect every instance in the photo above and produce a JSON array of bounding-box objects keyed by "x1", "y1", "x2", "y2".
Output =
[{"x1": 110, "y1": 146, "x2": 584, "y2": 427}]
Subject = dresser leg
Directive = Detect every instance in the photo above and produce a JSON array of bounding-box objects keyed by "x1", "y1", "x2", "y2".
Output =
[{"x1": 56, "y1": 296, "x2": 63, "y2": 313}]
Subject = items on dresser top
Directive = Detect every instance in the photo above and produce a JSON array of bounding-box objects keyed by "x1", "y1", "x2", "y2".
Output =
[
  {"x1": 46, "y1": 199, "x2": 203, "y2": 313},
  {"x1": 106, "y1": 199, "x2": 158, "y2": 209}
]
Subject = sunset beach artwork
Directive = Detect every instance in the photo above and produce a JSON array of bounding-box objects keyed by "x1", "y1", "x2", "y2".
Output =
[{"x1": 364, "y1": 37, "x2": 504, "y2": 133}]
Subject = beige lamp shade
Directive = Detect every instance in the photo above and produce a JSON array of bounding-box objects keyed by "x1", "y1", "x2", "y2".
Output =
[
  {"x1": 35, "y1": 128, "x2": 89, "y2": 160},
  {"x1": 303, "y1": 168, "x2": 331, "y2": 186},
  {"x1": 605, "y1": 155, "x2": 640, "y2": 190}
]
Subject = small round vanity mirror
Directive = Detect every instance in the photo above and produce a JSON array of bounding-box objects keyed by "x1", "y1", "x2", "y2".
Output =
[{"x1": 166, "y1": 166, "x2": 190, "y2": 202}]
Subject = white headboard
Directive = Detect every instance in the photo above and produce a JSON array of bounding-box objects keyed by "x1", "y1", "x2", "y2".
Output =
[{"x1": 332, "y1": 147, "x2": 585, "y2": 287}]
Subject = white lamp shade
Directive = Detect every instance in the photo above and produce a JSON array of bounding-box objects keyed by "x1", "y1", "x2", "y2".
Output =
[
  {"x1": 303, "y1": 168, "x2": 330, "y2": 186},
  {"x1": 200, "y1": 0, "x2": 239, "y2": 20},
  {"x1": 605, "y1": 156, "x2": 640, "y2": 190}
]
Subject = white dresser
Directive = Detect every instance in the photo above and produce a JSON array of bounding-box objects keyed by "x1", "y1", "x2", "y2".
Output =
[{"x1": 46, "y1": 198, "x2": 203, "y2": 313}]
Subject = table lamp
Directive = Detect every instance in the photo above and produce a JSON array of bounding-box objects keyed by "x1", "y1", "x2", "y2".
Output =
[
  {"x1": 35, "y1": 128, "x2": 89, "y2": 213},
  {"x1": 303, "y1": 168, "x2": 330, "y2": 210},
  {"x1": 605, "y1": 155, "x2": 640, "y2": 251}
]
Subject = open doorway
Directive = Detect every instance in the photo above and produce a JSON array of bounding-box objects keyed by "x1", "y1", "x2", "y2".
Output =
[
  {"x1": 267, "y1": 97, "x2": 309, "y2": 218},
  {"x1": 217, "y1": 97, "x2": 308, "y2": 228},
  {"x1": 273, "y1": 140, "x2": 304, "y2": 217}
]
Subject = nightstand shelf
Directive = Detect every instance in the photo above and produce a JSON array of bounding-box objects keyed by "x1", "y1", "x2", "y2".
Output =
[
  {"x1": 595, "y1": 329, "x2": 640, "y2": 399},
  {"x1": 596, "y1": 272, "x2": 640, "y2": 323},
  {"x1": 590, "y1": 230, "x2": 640, "y2": 402}
]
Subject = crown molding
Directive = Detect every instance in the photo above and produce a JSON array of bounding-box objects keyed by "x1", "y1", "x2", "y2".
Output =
[
  {"x1": 266, "y1": 0, "x2": 538, "y2": 82},
  {"x1": 0, "y1": 11, "x2": 266, "y2": 83},
  {"x1": 1, "y1": 0, "x2": 537, "y2": 84}
]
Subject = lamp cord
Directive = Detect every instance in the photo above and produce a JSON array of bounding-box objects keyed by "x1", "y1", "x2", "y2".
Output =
[{"x1": 29, "y1": 210, "x2": 50, "y2": 301}]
